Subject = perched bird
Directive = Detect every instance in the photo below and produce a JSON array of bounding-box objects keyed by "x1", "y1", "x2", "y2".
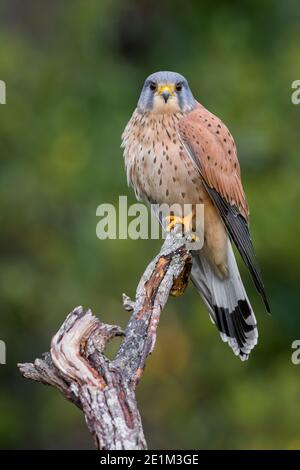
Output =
[{"x1": 122, "y1": 71, "x2": 270, "y2": 360}]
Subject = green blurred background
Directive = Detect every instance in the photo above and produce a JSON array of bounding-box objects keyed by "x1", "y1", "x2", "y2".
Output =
[{"x1": 0, "y1": 0, "x2": 300, "y2": 450}]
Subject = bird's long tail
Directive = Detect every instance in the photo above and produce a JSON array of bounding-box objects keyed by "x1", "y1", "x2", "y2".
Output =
[{"x1": 191, "y1": 239, "x2": 258, "y2": 360}]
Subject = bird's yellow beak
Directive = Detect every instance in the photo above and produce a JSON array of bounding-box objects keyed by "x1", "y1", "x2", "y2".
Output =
[{"x1": 158, "y1": 84, "x2": 175, "y2": 103}]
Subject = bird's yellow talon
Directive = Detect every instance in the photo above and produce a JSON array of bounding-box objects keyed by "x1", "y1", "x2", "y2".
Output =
[
  {"x1": 166, "y1": 212, "x2": 194, "y2": 233},
  {"x1": 166, "y1": 215, "x2": 184, "y2": 232}
]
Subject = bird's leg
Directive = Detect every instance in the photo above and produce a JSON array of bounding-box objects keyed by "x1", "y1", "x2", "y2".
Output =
[
  {"x1": 166, "y1": 211, "x2": 193, "y2": 233},
  {"x1": 166, "y1": 211, "x2": 199, "y2": 241}
]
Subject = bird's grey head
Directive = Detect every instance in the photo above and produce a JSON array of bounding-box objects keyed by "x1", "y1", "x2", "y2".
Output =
[{"x1": 137, "y1": 71, "x2": 196, "y2": 114}]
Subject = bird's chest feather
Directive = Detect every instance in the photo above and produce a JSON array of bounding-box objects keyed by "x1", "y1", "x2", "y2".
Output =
[{"x1": 122, "y1": 111, "x2": 204, "y2": 206}]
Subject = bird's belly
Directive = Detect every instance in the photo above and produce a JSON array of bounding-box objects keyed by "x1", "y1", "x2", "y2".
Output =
[
  {"x1": 135, "y1": 143, "x2": 205, "y2": 208},
  {"x1": 138, "y1": 145, "x2": 228, "y2": 276}
]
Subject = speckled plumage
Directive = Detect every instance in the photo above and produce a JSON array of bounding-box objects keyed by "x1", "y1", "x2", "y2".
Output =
[
  {"x1": 122, "y1": 104, "x2": 231, "y2": 277},
  {"x1": 121, "y1": 71, "x2": 269, "y2": 360}
]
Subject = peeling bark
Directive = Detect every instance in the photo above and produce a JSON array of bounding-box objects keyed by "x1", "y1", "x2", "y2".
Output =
[{"x1": 18, "y1": 230, "x2": 192, "y2": 450}]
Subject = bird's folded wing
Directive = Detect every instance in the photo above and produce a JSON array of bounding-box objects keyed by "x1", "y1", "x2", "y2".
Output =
[{"x1": 178, "y1": 103, "x2": 270, "y2": 312}]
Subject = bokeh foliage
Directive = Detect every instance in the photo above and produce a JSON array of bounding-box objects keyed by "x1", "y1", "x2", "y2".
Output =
[{"x1": 0, "y1": 0, "x2": 300, "y2": 449}]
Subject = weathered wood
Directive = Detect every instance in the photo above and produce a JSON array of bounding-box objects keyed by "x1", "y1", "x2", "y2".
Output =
[{"x1": 18, "y1": 230, "x2": 192, "y2": 450}]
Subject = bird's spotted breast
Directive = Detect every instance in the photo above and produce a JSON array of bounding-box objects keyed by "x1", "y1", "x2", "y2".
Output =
[{"x1": 122, "y1": 109, "x2": 205, "y2": 208}]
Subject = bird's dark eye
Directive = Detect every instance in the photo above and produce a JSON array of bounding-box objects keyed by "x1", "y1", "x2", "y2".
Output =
[
  {"x1": 149, "y1": 81, "x2": 157, "y2": 91},
  {"x1": 176, "y1": 82, "x2": 183, "y2": 92}
]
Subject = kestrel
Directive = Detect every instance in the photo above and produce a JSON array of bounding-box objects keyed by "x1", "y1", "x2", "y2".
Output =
[{"x1": 122, "y1": 71, "x2": 270, "y2": 360}]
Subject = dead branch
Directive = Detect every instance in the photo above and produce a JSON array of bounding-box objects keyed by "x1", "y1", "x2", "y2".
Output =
[{"x1": 18, "y1": 229, "x2": 192, "y2": 450}]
